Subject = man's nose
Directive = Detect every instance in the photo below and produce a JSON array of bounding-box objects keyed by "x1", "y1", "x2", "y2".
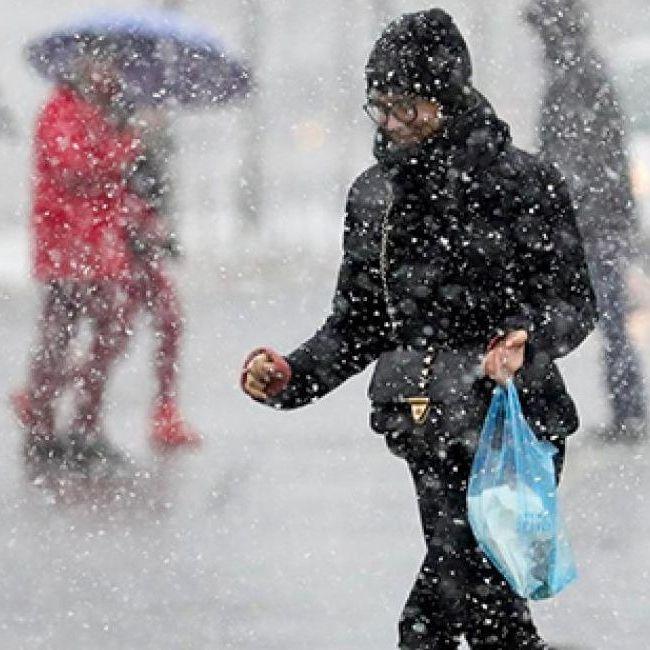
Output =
[{"x1": 384, "y1": 113, "x2": 403, "y2": 131}]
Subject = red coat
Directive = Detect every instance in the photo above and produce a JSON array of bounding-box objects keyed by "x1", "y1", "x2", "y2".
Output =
[{"x1": 32, "y1": 86, "x2": 149, "y2": 282}]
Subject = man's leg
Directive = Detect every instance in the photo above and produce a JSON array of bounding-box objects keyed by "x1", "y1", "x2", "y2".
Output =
[
  {"x1": 142, "y1": 264, "x2": 200, "y2": 447},
  {"x1": 22, "y1": 281, "x2": 81, "y2": 457},
  {"x1": 589, "y1": 248, "x2": 647, "y2": 439},
  {"x1": 398, "y1": 557, "x2": 462, "y2": 649},
  {"x1": 398, "y1": 451, "x2": 467, "y2": 650},
  {"x1": 403, "y1": 439, "x2": 551, "y2": 650},
  {"x1": 464, "y1": 440, "x2": 565, "y2": 649},
  {"x1": 71, "y1": 283, "x2": 134, "y2": 447},
  {"x1": 145, "y1": 265, "x2": 182, "y2": 402},
  {"x1": 461, "y1": 547, "x2": 543, "y2": 649}
]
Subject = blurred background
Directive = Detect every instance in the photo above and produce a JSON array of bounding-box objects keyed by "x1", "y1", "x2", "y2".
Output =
[{"x1": 0, "y1": 1, "x2": 650, "y2": 649}]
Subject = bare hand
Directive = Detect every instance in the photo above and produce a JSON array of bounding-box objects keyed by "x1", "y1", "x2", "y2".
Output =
[
  {"x1": 482, "y1": 330, "x2": 528, "y2": 386},
  {"x1": 243, "y1": 352, "x2": 286, "y2": 400}
]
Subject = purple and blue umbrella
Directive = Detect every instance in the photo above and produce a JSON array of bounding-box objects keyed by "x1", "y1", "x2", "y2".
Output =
[{"x1": 25, "y1": 8, "x2": 251, "y2": 108}]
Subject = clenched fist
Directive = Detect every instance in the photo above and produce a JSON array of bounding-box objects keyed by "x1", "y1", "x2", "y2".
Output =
[{"x1": 241, "y1": 348, "x2": 291, "y2": 400}]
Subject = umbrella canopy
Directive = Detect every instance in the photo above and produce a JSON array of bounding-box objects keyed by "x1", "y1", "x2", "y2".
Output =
[{"x1": 25, "y1": 8, "x2": 251, "y2": 108}]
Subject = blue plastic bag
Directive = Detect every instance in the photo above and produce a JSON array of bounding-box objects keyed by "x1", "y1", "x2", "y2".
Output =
[{"x1": 467, "y1": 380, "x2": 577, "y2": 600}]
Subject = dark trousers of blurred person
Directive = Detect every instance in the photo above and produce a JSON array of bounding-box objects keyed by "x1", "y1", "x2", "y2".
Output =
[
  {"x1": 65, "y1": 260, "x2": 201, "y2": 451},
  {"x1": 14, "y1": 265, "x2": 200, "y2": 462},
  {"x1": 587, "y1": 240, "x2": 647, "y2": 440},
  {"x1": 121, "y1": 260, "x2": 201, "y2": 448},
  {"x1": 13, "y1": 281, "x2": 130, "y2": 461}
]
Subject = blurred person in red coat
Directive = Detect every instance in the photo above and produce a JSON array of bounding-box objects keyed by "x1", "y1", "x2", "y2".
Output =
[{"x1": 12, "y1": 52, "x2": 199, "y2": 467}]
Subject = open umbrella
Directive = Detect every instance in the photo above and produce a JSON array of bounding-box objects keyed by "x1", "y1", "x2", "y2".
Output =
[{"x1": 25, "y1": 8, "x2": 251, "y2": 108}]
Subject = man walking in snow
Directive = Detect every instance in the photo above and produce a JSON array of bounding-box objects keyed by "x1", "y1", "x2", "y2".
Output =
[
  {"x1": 526, "y1": 0, "x2": 647, "y2": 442},
  {"x1": 242, "y1": 9, "x2": 596, "y2": 648}
]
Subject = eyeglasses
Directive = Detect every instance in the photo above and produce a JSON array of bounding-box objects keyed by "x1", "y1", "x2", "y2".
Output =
[{"x1": 363, "y1": 98, "x2": 419, "y2": 127}]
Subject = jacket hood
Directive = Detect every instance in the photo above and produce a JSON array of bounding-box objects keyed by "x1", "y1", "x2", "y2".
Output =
[{"x1": 366, "y1": 8, "x2": 472, "y2": 110}]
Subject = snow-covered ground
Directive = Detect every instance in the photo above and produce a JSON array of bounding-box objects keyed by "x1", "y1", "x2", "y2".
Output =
[{"x1": 0, "y1": 253, "x2": 648, "y2": 649}]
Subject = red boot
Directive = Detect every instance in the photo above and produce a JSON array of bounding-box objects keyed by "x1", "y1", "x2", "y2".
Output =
[
  {"x1": 10, "y1": 389, "x2": 37, "y2": 429},
  {"x1": 151, "y1": 398, "x2": 202, "y2": 449}
]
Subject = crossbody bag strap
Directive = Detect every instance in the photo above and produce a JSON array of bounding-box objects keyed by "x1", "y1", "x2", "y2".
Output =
[{"x1": 379, "y1": 179, "x2": 438, "y2": 425}]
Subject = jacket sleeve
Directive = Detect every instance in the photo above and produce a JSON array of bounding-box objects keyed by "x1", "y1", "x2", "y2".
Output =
[
  {"x1": 266, "y1": 181, "x2": 392, "y2": 409},
  {"x1": 505, "y1": 163, "x2": 598, "y2": 363}
]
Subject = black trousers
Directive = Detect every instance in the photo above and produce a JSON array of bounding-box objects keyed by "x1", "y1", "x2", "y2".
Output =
[
  {"x1": 586, "y1": 240, "x2": 647, "y2": 427},
  {"x1": 398, "y1": 434, "x2": 565, "y2": 649}
]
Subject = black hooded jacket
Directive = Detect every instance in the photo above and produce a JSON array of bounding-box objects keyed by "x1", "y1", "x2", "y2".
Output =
[{"x1": 267, "y1": 90, "x2": 597, "y2": 440}]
